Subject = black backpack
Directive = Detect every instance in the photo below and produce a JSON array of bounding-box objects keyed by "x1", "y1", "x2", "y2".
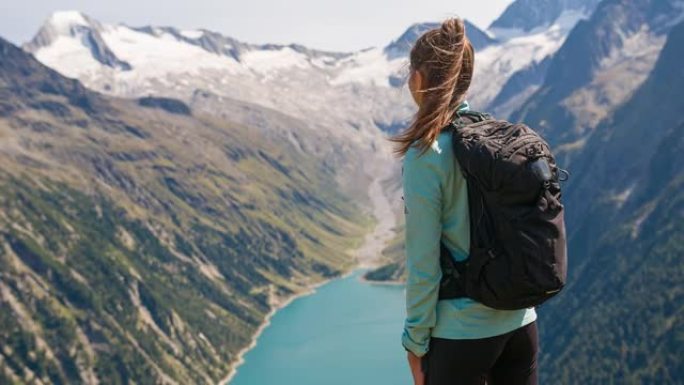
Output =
[{"x1": 438, "y1": 110, "x2": 568, "y2": 310}]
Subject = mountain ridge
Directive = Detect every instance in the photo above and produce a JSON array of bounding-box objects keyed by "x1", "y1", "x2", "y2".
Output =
[
  {"x1": 22, "y1": 6, "x2": 591, "y2": 141},
  {"x1": 511, "y1": 0, "x2": 684, "y2": 149}
]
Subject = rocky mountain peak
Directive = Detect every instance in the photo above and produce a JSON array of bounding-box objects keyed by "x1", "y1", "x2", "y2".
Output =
[
  {"x1": 383, "y1": 22, "x2": 439, "y2": 60},
  {"x1": 25, "y1": 11, "x2": 99, "y2": 49},
  {"x1": 24, "y1": 10, "x2": 131, "y2": 71}
]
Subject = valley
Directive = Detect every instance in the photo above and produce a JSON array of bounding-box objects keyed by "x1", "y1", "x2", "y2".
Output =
[{"x1": 1, "y1": 0, "x2": 682, "y2": 383}]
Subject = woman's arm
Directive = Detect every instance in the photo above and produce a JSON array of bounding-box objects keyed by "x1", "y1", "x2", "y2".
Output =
[{"x1": 401, "y1": 145, "x2": 443, "y2": 358}]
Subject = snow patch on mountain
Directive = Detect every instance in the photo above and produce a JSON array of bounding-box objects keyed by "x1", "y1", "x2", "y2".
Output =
[
  {"x1": 599, "y1": 26, "x2": 665, "y2": 70},
  {"x1": 46, "y1": 10, "x2": 90, "y2": 34},
  {"x1": 33, "y1": 36, "x2": 103, "y2": 78},
  {"x1": 26, "y1": 10, "x2": 132, "y2": 72},
  {"x1": 330, "y1": 48, "x2": 407, "y2": 87},
  {"x1": 105, "y1": 26, "x2": 243, "y2": 75},
  {"x1": 470, "y1": 9, "x2": 590, "y2": 109},
  {"x1": 241, "y1": 47, "x2": 313, "y2": 75},
  {"x1": 180, "y1": 29, "x2": 204, "y2": 39},
  {"x1": 32, "y1": 23, "x2": 244, "y2": 80}
]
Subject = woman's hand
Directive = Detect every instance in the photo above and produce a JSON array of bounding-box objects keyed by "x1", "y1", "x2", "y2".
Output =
[{"x1": 407, "y1": 351, "x2": 425, "y2": 385}]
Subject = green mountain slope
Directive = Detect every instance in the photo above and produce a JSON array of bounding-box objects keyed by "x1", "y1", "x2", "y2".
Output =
[
  {"x1": 537, "y1": 18, "x2": 684, "y2": 385},
  {"x1": 0, "y1": 37, "x2": 371, "y2": 384}
]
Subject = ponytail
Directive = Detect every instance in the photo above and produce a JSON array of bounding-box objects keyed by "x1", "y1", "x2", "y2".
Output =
[{"x1": 390, "y1": 17, "x2": 474, "y2": 157}]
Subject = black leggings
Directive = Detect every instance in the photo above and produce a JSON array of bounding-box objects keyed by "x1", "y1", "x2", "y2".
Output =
[{"x1": 421, "y1": 321, "x2": 539, "y2": 385}]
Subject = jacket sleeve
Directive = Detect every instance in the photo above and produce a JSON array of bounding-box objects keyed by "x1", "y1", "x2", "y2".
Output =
[{"x1": 400, "y1": 145, "x2": 443, "y2": 357}]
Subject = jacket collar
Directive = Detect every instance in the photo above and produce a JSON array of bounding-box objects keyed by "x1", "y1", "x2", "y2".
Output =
[{"x1": 456, "y1": 100, "x2": 470, "y2": 112}]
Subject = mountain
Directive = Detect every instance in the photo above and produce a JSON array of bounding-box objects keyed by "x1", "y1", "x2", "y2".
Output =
[
  {"x1": 486, "y1": 55, "x2": 552, "y2": 118},
  {"x1": 470, "y1": 1, "x2": 595, "y2": 112},
  {"x1": 466, "y1": 20, "x2": 498, "y2": 51},
  {"x1": 381, "y1": 0, "x2": 601, "y2": 115},
  {"x1": 469, "y1": 0, "x2": 610, "y2": 118},
  {"x1": 384, "y1": 22, "x2": 438, "y2": 61},
  {"x1": 23, "y1": 6, "x2": 595, "y2": 142},
  {"x1": 489, "y1": 0, "x2": 602, "y2": 33},
  {"x1": 22, "y1": 11, "x2": 413, "y2": 151},
  {"x1": 511, "y1": 0, "x2": 684, "y2": 153},
  {"x1": 0, "y1": 36, "x2": 372, "y2": 384},
  {"x1": 537, "y1": 18, "x2": 684, "y2": 384},
  {"x1": 23, "y1": 11, "x2": 131, "y2": 71}
]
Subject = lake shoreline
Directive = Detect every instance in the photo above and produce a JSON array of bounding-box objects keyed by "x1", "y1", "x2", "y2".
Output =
[
  {"x1": 220, "y1": 157, "x2": 399, "y2": 385},
  {"x1": 219, "y1": 266, "x2": 406, "y2": 384},
  {"x1": 218, "y1": 268, "x2": 358, "y2": 385}
]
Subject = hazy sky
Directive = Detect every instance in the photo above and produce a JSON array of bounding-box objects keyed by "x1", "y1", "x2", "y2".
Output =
[{"x1": 0, "y1": 0, "x2": 513, "y2": 52}]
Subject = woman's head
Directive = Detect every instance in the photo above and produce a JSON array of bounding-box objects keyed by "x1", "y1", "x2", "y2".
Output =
[{"x1": 391, "y1": 17, "x2": 474, "y2": 156}]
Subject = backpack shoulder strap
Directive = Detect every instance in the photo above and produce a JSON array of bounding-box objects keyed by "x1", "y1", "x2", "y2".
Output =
[{"x1": 449, "y1": 110, "x2": 494, "y2": 130}]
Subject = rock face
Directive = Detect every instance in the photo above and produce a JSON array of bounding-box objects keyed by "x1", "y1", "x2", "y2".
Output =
[
  {"x1": 511, "y1": 0, "x2": 684, "y2": 149},
  {"x1": 0, "y1": 36, "x2": 372, "y2": 384},
  {"x1": 487, "y1": 55, "x2": 552, "y2": 118}
]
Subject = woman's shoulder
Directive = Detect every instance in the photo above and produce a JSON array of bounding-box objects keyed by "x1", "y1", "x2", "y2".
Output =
[
  {"x1": 404, "y1": 130, "x2": 454, "y2": 167},
  {"x1": 406, "y1": 130, "x2": 452, "y2": 161}
]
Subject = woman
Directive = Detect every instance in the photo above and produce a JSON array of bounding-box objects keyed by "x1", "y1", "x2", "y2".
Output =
[{"x1": 390, "y1": 18, "x2": 539, "y2": 385}]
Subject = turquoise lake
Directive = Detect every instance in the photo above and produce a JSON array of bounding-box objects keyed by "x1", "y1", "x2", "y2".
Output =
[{"x1": 228, "y1": 270, "x2": 413, "y2": 385}]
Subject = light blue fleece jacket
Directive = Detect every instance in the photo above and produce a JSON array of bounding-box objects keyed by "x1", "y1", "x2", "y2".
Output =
[{"x1": 401, "y1": 102, "x2": 537, "y2": 357}]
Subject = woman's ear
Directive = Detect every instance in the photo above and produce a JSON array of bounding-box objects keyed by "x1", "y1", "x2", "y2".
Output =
[
  {"x1": 409, "y1": 69, "x2": 425, "y2": 106},
  {"x1": 415, "y1": 69, "x2": 424, "y2": 90}
]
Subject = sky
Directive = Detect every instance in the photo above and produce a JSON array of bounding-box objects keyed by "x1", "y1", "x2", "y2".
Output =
[{"x1": 0, "y1": 0, "x2": 513, "y2": 52}]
